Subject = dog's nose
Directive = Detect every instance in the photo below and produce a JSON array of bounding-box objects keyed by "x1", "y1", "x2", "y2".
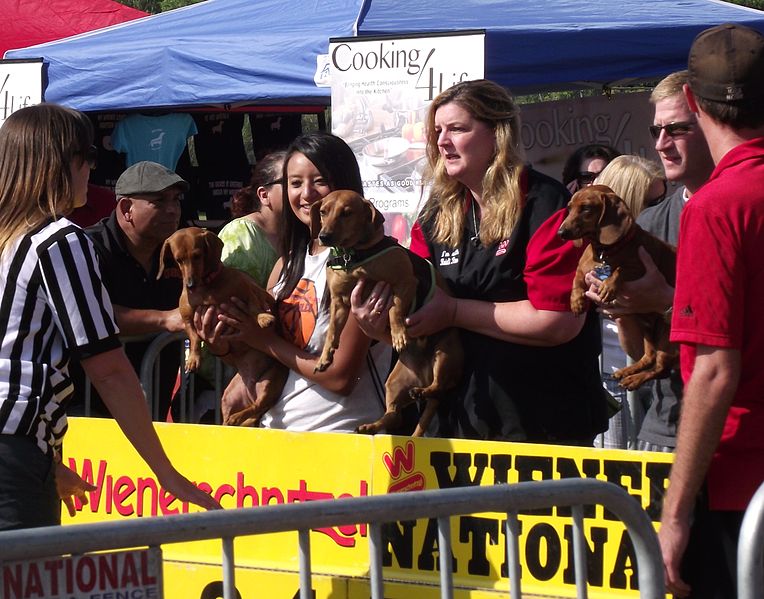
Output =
[
  {"x1": 557, "y1": 226, "x2": 570, "y2": 239},
  {"x1": 318, "y1": 232, "x2": 333, "y2": 246}
]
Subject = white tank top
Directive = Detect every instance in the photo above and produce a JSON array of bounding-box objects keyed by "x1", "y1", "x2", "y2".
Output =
[{"x1": 260, "y1": 246, "x2": 389, "y2": 432}]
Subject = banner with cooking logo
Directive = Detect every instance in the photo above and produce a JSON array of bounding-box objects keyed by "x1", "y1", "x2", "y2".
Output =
[{"x1": 329, "y1": 31, "x2": 485, "y2": 245}]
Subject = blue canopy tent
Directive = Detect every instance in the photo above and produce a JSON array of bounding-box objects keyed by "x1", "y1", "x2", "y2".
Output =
[{"x1": 5, "y1": 0, "x2": 764, "y2": 111}]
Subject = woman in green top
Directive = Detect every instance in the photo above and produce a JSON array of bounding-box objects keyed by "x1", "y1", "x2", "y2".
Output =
[
  {"x1": 195, "y1": 152, "x2": 286, "y2": 408},
  {"x1": 218, "y1": 151, "x2": 285, "y2": 286}
]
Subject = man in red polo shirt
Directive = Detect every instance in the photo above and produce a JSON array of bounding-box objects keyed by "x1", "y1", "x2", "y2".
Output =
[{"x1": 659, "y1": 23, "x2": 764, "y2": 598}]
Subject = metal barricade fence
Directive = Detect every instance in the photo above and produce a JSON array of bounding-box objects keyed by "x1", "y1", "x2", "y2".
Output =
[
  {"x1": 77, "y1": 332, "x2": 227, "y2": 423},
  {"x1": 136, "y1": 331, "x2": 226, "y2": 424},
  {"x1": 0, "y1": 478, "x2": 665, "y2": 599},
  {"x1": 738, "y1": 480, "x2": 764, "y2": 599}
]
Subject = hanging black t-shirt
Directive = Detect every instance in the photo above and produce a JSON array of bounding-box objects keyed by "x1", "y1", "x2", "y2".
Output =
[
  {"x1": 410, "y1": 168, "x2": 607, "y2": 443},
  {"x1": 88, "y1": 112, "x2": 128, "y2": 189},
  {"x1": 248, "y1": 113, "x2": 303, "y2": 161},
  {"x1": 192, "y1": 112, "x2": 251, "y2": 220}
]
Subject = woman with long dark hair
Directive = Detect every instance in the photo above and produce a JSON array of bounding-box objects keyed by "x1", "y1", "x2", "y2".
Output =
[{"x1": 199, "y1": 132, "x2": 389, "y2": 431}]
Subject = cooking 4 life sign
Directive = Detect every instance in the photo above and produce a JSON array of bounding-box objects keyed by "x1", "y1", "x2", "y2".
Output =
[
  {"x1": 329, "y1": 31, "x2": 484, "y2": 240},
  {"x1": 0, "y1": 59, "x2": 43, "y2": 128},
  {"x1": 1, "y1": 547, "x2": 162, "y2": 599}
]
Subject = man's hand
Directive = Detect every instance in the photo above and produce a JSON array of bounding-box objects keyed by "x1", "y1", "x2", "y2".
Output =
[
  {"x1": 659, "y1": 515, "x2": 692, "y2": 597},
  {"x1": 585, "y1": 247, "x2": 674, "y2": 317},
  {"x1": 161, "y1": 308, "x2": 186, "y2": 333},
  {"x1": 55, "y1": 461, "x2": 97, "y2": 518}
]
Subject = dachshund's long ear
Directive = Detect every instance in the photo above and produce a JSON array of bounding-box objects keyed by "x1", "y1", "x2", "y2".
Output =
[
  {"x1": 597, "y1": 191, "x2": 634, "y2": 245},
  {"x1": 364, "y1": 197, "x2": 385, "y2": 232},
  {"x1": 157, "y1": 237, "x2": 174, "y2": 280},
  {"x1": 203, "y1": 229, "x2": 224, "y2": 272},
  {"x1": 309, "y1": 200, "x2": 323, "y2": 240}
]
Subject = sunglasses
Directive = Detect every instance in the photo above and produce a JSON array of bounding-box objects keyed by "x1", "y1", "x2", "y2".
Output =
[
  {"x1": 577, "y1": 171, "x2": 599, "y2": 186},
  {"x1": 648, "y1": 121, "x2": 694, "y2": 140},
  {"x1": 76, "y1": 145, "x2": 98, "y2": 170}
]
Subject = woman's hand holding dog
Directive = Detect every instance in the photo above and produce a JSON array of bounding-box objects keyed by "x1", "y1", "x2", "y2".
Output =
[
  {"x1": 405, "y1": 286, "x2": 458, "y2": 338},
  {"x1": 350, "y1": 279, "x2": 394, "y2": 343},
  {"x1": 193, "y1": 305, "x2": 232, "y2": 356},
  {"x1": 206, "y1": 298, "x2": 280, "y2": 354}
]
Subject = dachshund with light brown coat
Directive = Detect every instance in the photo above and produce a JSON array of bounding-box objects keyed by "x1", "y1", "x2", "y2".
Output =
[
  {"x1": 158, "y1": 227, "x2": 288, "y2": 426},
  {"x1": 311, "y1": 190, "x2": 463, "y2": 436},
  {"x1": 557, "y1": 185, "x2": 677, "y2": 390}
]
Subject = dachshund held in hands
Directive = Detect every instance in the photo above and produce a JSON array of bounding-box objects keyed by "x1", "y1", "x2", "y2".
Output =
[
  {"x1": 311, "y1": 190, "x2": 463, "y2": 436},
  {"x1": 158, "y1": 227, "x2": 287, "y2": 426},
  {"x1": 557, "y1": 185, "x2": 677, "y2": 390}
]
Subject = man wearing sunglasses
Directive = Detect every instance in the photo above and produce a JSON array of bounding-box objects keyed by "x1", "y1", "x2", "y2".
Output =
[
  {"x1": 657, "y1": 24, "x2": 764, "y2": 599},
  {"x1": 586, "y1": 71, "x2": 714, "y2": 453},
  {"x1": 70, "y1": 161, "x2": 190, "y2": 421},
  {"x1": 627, "y1": 71, "x2": 715, "y2": 450}
]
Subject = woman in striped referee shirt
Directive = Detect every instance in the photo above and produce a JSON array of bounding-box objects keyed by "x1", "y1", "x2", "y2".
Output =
[{"x1": 0, "y1": 104, "x2": 219, "y2": 530}]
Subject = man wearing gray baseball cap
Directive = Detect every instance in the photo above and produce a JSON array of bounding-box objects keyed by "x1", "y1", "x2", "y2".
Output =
[
  {"x1": 70, "y1": 162, "x2": 190, "y2": 420},
  {"x1": 659, "y1": 23, "x2": 764, "y2": 599},
  {"x1": 114, "y1": 160, "x2": 190, "y2": 197}
]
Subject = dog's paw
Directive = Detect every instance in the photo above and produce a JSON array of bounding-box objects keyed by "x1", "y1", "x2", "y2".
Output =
[
  {"x1": 618, "y1": 372, "x2": 651, "y2": 391},
  {"x1": 257, "y1": 313, "x2": 276, "y2": 329},
  {"x1": 185, "y1": 354, "x2": 201, "y2": 372},
  {"x1": 314, "y1": 349, "x2": 335, "y2": 373},
  {"x1": 598, "y1": 283, "x2": 617, "y2": 305},
  {"x1": 571, "y1": 297, "x2": 586, "y2": 315},
  {"x1": 224, "y1": 411, "x2": 260, "y2": 427},
  {"x1": 391, "y1": 330, "x2": 409, "y2": 354},
  {"x1": 409, "y1": 387, "x2": 424, "y2": 401},
  {"x1": 355, "y1": 423, "x2": 377, "y2": 435}
]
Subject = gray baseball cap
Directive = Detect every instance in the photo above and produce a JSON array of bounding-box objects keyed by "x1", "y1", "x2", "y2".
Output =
[{"x1": 115, "y1": 161, "x2": 189, "y2": 197}]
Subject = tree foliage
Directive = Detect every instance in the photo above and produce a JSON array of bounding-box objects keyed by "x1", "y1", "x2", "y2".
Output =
[{"x1": 117, "y1": 0, "x2": 204, "y2": 14}]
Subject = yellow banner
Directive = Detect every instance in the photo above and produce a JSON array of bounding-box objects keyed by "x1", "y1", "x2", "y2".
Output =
[{"x1": 63, "y1": 418, "x2": 672, "y2": 598}]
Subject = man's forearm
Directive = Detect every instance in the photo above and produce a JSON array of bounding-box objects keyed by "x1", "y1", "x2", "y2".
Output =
[
  {"x1": 661, "y1": 346, "x2": 740, "y2": 523},
  {"x1": 113, "y1": 305, "x2": 182, "y2": 336}
]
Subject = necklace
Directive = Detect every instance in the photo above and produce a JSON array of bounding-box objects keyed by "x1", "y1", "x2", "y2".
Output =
[{"x1": 470, "y1": 200, "x2": 481, "y2": 247}]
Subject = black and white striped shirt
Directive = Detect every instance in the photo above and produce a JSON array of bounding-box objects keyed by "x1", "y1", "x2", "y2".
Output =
[{"x1": 0, "y1": 217, "x2": 121, "y2": 456}]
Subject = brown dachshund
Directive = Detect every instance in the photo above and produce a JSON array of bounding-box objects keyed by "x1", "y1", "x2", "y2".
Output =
[
  {"x1": 311, "y1": 190, "x2": 463, "y2": 436},
  {"x1": 557, "y1": 185, "x2": 678, "y2": 390},
  {"x1": 157, "y1": 227, "x2": 288, "y2": 426}
]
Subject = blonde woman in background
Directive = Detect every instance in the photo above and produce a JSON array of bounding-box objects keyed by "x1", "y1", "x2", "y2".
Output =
[
  {"x1": 593, "y1": 154, "x2": 667, "y2": 449},
  {"x1": 596, "y1": 155, "x2": 668, "y2": 215}
]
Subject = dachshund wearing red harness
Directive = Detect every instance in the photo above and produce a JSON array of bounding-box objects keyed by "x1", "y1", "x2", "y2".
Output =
[
  {"x1": 158, "y1": 227, "x2": 287, "y2": 426},
  {"x1": 558, "y1": 185, "x2": 677, "y2": 390}
]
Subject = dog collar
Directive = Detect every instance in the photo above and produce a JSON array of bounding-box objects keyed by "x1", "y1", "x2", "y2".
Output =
[
  {"x1": 327, "y1": 237, "x2": 400, "y2": 271},
  {"x1": 596, "y1": 224, "x2": 639, "y2": 262},
  {"x1": 202, "y1": 263, "x2": 223, "y2": 285}
]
